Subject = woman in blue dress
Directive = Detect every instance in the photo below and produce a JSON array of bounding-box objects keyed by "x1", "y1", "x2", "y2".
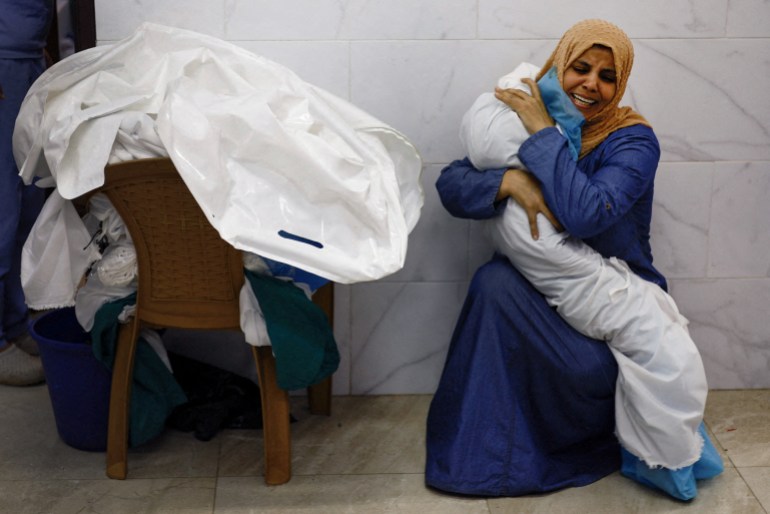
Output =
[{"x1": 426, "y1": 19, "x2": 720, "y2": 499}]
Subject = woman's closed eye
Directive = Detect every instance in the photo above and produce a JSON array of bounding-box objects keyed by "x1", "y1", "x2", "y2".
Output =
[
  {"x1": 599, "y1": 71, "x2": 616, "y2": 83},
  {"x1": 572, "y1": 64, "x2": 616, "y2": 83},
  {"x1": 572, "y1": 64, "x2": 589, "y2": 74}
]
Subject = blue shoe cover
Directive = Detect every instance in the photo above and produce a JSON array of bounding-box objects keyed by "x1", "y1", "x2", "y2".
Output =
[
  {"x1": 693, "y1": 423, "x2": 724, "y2": 480},
  {"x1": 620, "y1": 448, "x2": 697, "y2": 501}
]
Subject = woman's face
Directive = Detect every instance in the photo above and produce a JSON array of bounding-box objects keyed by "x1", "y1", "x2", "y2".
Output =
[{"x1": 562, "y1": 46, "x2": 617, "y2": 119}]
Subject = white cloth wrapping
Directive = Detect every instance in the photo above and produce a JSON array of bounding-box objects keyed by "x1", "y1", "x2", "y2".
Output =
[
  {"x1": 95, "y1": 244, "x2": 138, "y2": 288},
  {"x1": 460, "y1": 68, "x2": 708, "y2": 469},
  {"x1": 13, "y1": 22, "x2": 423, "y2": 286},
  {"x1": 73, "y1": 192, "x2": 137, "y2": 331},
  {"x1": 460, "y1": 62, "x2": 539, "y2": 170},
  {"x1": 20, "y1": 188, "x2": 101, "y2": 310},
  {"x1": 486, "y1": 202, "x2": 707, "y2": 469}
]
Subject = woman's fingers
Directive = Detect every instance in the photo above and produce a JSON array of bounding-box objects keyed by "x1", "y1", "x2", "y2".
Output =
[
  {"x1": 501, "y1": 169, "x2": 563, "y2": 240},
  {"x1": 495, "y1": 85, "x2": 534, "y2": 104},
  {"x1": 521, "y1": 78, "x2": 542, "y2": 102},
  {"x1": 494, "y1": 84, "x2": 554, "y2": 135},
  {"x1": 523, "y1": 201, "x2": 563, "y2": 240},
  {"x1": 494, "y1": 87, "x2": 522, "y2": 108},
  {"x1": 526, "y1": 209, "x2": 541, "y2": 240},
  {"x1": 541, "y1": 206, "x2": 564, "y2": 233}
]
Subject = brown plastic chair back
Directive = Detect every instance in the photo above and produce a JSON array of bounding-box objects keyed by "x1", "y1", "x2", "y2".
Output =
[
  {"x1": 101, "y1": 158, "x2": 244, "y2": 329},
  {"x1": 90, "y1": 158, "x2": 330, "y2": 485}
]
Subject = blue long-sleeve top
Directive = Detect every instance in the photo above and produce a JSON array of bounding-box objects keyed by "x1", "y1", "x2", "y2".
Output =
[{"x1": 437, "y1": 124, "x2": 666, "y2": 290}]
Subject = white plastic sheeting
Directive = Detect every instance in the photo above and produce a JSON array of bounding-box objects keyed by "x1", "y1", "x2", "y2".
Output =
[{"x1": 13, "y1": 23, "x2": 423, "y2": 286}]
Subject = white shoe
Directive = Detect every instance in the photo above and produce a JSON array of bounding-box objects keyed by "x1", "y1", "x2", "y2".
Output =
[{"x1": 0, "y1": 344, "x2": 45, "y2": 386}]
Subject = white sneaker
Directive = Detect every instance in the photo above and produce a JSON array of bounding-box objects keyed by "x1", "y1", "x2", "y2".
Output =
[{"x1": 0, "y1": 344, "x2": 45, "y2": 386}]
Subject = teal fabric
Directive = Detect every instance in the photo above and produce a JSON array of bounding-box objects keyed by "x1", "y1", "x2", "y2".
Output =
[
  {"x1": 245, "y1": 271, "x2": 339, "y2": 391},
  {"x1": 537, "y1": 66, "x2": 585, "y2": 161},
  {"x1": 620, "y1": 448, "x2": 697, "y2": 501},
  {"x1": 693, "y1": 423, "x2": 724, "y2": 480},
  {"x1": 619, "y1": 422, "x2": 724, "y2": 501},
  {"x1": 90, "y1": 295, "x2": 187, "y2": 447}
]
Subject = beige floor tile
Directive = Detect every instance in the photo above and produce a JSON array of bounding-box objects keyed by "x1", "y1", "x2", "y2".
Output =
[
  {"x1": 705, "y1": 390, "x2": 770, "y2": 467},
  {"x1": 0, "y1": 383, "x2": 224, "y2": 481},
  {"x1": 3, "y1": 384, "x2": 769, "y2": 513},
  {"x1": 0, "y1": 477, "x2": 215, "y2": 514},
  {"x1": 119, "y1": 429, "x2": 223, "y2": 479},
  {"x1": 219, "y1": 395, "x2": 430, "y2": 477},
  {"x1": 739, "y1": 467, "x2": 770, "y2": 511},
  {"x1": 214, "y1": 474, "x2": 490, "y2": 513},
  {"x1": 487, "y1": 469, "x2": 763, "y2": 514},
  {"x1": 217, "y1": 430, "x2": 265, "y2": 477},
  {"x1": 695, "y1": 468, "x2": 764, "y2": 514},
  {"x1": 702, "y1": 421, "x2": 733, "y2": 470},
  {"x1": 0, "y1": 384, "x2": 106, "y2": 481}
]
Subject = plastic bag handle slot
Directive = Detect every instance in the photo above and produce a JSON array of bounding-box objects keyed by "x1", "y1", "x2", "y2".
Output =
[{"x1": 278, "y1": 230, "x2": 323, "y2": 249}]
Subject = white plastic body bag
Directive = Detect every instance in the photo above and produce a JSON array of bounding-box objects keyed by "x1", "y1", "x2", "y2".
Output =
[{"x1": 13, "y1": 23, "x2": 423, "y2": 285}]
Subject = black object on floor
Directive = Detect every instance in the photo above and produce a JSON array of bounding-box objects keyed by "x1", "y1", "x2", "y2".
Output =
[{"x1": 166, "y1": 352, "x2": 265, "y2": 441}]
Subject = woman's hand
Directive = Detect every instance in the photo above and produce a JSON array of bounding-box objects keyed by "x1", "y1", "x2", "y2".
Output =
[
  {"x1": 494, "y1": 78, "x2": 554, "y2": 135},
  {"x1": 496, "y1": 168, "x2": 563, "y2": 240}
]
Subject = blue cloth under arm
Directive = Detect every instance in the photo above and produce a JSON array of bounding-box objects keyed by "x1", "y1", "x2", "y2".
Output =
[
  {"x1": 537, "y1": 66, "x2": 584, "y2": 161},
  {"x1": 435, "y1": 158, "x2": 508, "y2": 220},
  {"x1": 519, "y1": 126, "x2": 660, "y2": 239}
]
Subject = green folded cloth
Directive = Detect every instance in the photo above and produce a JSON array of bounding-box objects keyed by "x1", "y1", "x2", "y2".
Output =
[
  {"x1": 90, "y1": 295, "x2": 187, "y2": 447},
  {"x1": 245, "y1": 271, "x2": 339, "y2": 390}
]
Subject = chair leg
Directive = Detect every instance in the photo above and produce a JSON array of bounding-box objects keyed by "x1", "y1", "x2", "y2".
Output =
[
  {"x1": 106, "y1": 321, "x2": 140, "y2": 479},
  {"x1": 312, "y1": 282, "x2": 334, "y2": 324},
  {"x1": 309, "y1": 282, "x2": 334, "y2": 415},
  {"x1": 252, "y1": 346, "x2": 291, "y2": 485},
  {"x1": 307, "y1": 377, "x2": 332, "y2": 415}
]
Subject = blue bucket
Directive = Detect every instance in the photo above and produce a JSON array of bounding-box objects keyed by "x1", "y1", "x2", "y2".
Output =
[{"x1": 30, "y1": 307, "x2": 111, "y2": 451}]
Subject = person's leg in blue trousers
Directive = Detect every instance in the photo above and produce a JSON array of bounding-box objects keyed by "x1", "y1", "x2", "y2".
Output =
[{"x1": 0, "y1": 57, "x2": 47, "y2": 385}]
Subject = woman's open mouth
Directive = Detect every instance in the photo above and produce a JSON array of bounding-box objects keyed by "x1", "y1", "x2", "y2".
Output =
[{"x1": 571, "y1": 93, "x2": 596, "y2": 108}]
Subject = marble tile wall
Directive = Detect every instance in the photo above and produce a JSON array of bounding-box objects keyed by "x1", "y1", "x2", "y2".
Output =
[{"x1": 94, "y1": 0, "x2": 770, "y2": 392}]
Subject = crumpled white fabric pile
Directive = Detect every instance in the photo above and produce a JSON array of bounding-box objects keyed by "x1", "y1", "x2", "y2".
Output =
[{"x1": 14, "y1": 22, "x2": 423, "y2": 315}]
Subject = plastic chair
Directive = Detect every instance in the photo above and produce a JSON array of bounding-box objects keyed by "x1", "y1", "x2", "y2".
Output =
[{"x1": 88, "y1": 158, "x2": 332, "y2": 484}]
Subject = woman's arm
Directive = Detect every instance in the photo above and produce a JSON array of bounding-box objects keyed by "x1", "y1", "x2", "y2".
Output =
[
  {"x1": 519, "y1": 125, "x2": 660, "y2": 239},
  {"x1": 435, "y1": 158, "x2": 507, "y2": 220},
  {"x1": 436, "y1": 158, "x2": 561, "y2": 239}
]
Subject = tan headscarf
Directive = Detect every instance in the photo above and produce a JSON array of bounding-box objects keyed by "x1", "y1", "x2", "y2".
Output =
[{"x1": 536, "y1": 19, "x2": 650, "y2": 158}]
